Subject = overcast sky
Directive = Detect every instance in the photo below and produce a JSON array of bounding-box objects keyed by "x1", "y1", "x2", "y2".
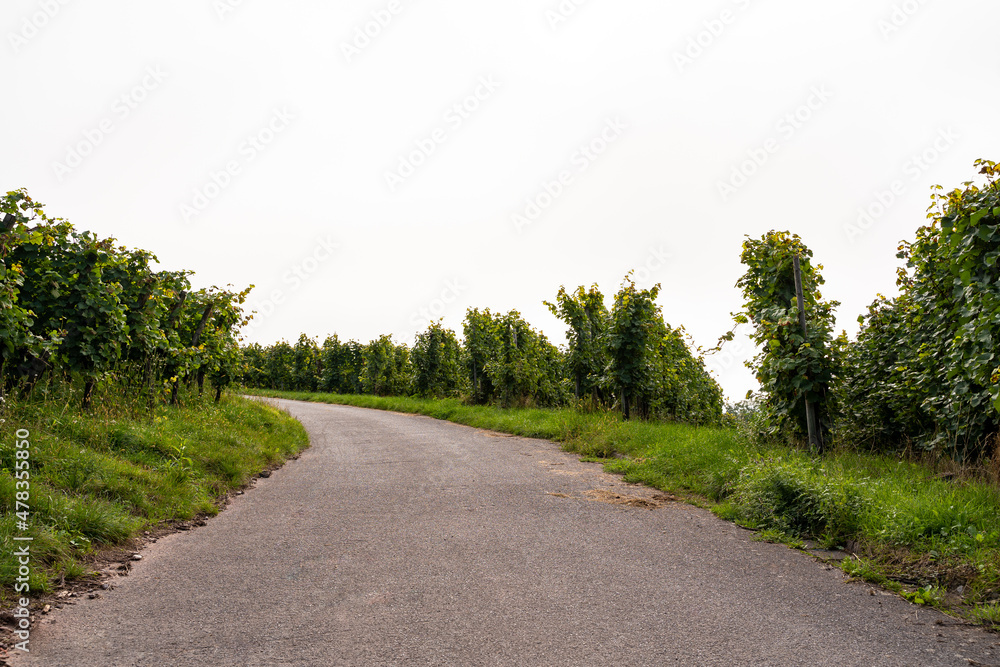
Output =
[{"x1": 4, "y1": 1, "x2": 997, "y2": 401}]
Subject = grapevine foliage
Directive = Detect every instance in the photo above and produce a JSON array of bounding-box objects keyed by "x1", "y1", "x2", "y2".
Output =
[
  {"x1": 0, "y1": 189, "x2": 250, "y2": 408},
  {"x1": 361, "y1": 335, "x2": 413, "y2": 397},
  {"x1": 243, "y1": 277, "x2": 722, "y2": 425},
  {"x1": 463, "y1": 309, "x2": 566, "y2": 408},
  {"x1": 837, "y1": 160, "x2": 1000, "y2": 458},
  {"x1": 411, "y1": 322, "x2": 464, "y2": 398},
  {"x1": 605, "y1": 276, "x2": 662, "y2": 420},
  {"x1": 545, "y1": 285, "x2": 608, "y2": 402},
  {"x1": 735, "y1": 231, "x2": 840, "y2": 443}
]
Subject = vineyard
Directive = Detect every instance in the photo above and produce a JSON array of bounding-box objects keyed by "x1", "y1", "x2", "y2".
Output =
[
  {"x1": 241, "y1": 280, "x2": 725, "y2": 426},
  {"x1": 4, "y1": 162, "x2": 994, "y2": 464},
  {"x1": 0, "y1": 189, "x2": 250, "y2": 410},
  {"x1": 0, "y1": 189, "x2": 309, "y2": 601},
  {"x1": 0, "y1": 161, "x2": 998, "y2": 624},
  {"x1": 243, "y1": 160, "x2": 1000, "y2": 466}
]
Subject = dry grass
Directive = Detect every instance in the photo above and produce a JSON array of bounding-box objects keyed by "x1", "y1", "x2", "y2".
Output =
[{"x1": 581, "y1": 489, "x2": 677, "y2": 509}]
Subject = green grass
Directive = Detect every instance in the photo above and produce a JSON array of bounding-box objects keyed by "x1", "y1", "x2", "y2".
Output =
[
  {"x1": 971, "y1": 602, "x2": 1000, "y2": 628},
  {"x1": 0, "y1": 388, "x2": 308, "y2": 601},
  {"x1": 251, "y1": 388, "x2": 1000, "y2": 628}
]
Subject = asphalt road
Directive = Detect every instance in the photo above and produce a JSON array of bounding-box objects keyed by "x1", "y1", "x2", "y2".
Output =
[{"x1": 11, "y1": 399, "x2": 1000, "y2": 666}]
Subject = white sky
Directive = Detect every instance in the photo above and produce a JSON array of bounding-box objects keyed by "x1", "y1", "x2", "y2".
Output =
[{"x1": 3, "y1": 0, "x2": 998, "y2": 401}]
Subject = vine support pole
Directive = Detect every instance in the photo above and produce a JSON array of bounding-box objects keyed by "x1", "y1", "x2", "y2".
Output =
[{"x1": 793, "y1": 255, "x2": 822, "y2": 454}]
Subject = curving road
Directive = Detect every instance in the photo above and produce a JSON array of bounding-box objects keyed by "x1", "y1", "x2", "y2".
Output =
[{"x1": 11, "y1": 399, "x2": 1000, "y2": 666}]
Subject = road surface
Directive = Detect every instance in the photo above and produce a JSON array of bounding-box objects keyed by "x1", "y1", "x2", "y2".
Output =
[{"x1": 11, "y1": 399, "x2": 1000, "y2": 666}]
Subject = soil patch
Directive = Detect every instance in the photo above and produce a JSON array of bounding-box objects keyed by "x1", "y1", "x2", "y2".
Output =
[{"x1": 582, "y1": 489, "x2": 678, "y2": 509}]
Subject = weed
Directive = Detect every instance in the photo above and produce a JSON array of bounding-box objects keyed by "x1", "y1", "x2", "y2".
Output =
[
  {"x1": 970, "y1": 603, "x2": 1000, "y2": 627},
  {"x1": 165, "y1": 441, "x2": 196, "y2": 484},
  {"x1": 753, "y1": 528, "x2": 798, "y2": 546},
  {"x1": 841, "y1": 556, "x2": 898, "y2": 591},
  {"x1": 901, "y1": 584, "x2": 947, "y2": 607}
]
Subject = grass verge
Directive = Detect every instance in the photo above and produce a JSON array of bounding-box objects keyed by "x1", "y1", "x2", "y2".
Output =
[
  {"x1": 250, "y1": 388, "x2": 1000, "y2": 630},
  {"x1": 0, "y1": 392, "x2": 308, "y2": 604}
]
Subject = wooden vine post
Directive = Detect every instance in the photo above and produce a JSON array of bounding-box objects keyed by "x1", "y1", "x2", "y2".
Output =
[
  {"x1": 166, "y1": 290, "x2": 188, "y2": 405},
  {"x1": 793, "y1": 255, "x2": 822, "y2": 453},
  {"x1": 191, "y1": 302, "x2": 215, "y2": 395}
]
